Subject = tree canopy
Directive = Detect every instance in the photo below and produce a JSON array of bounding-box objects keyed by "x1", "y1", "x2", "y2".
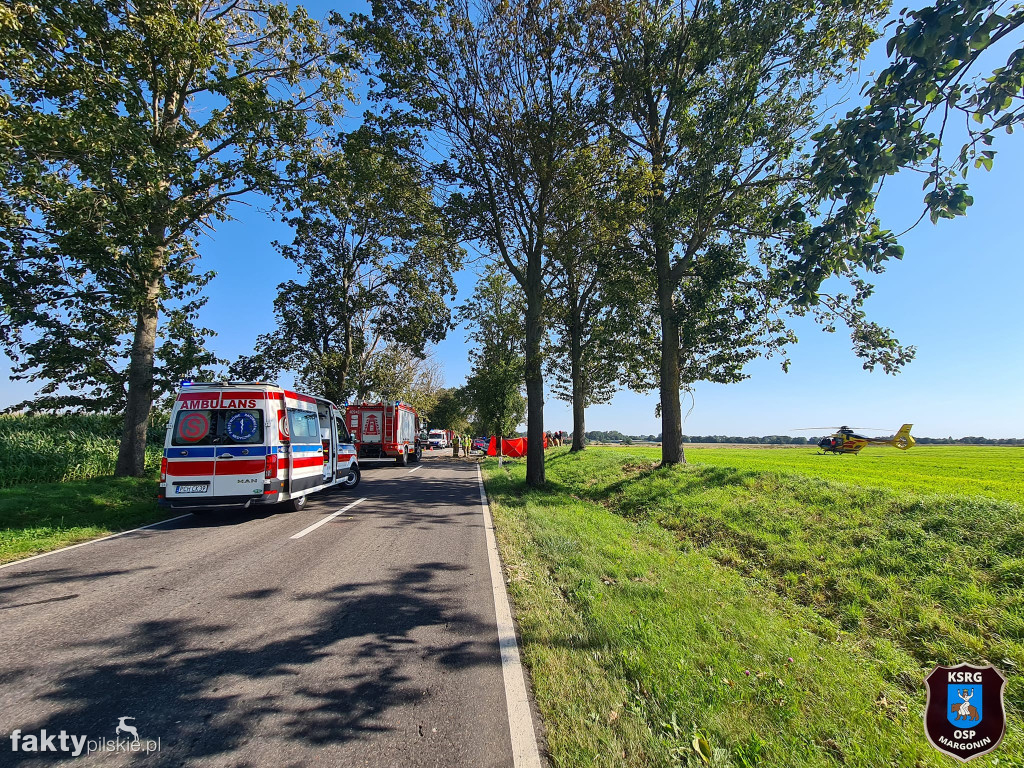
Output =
[
  {"x1": 0, "y1": 0, "x2": 354, "y2": 473},
  {"x1": 356, "y1": 0, "x2": 598, "y2": 484},
  {"x1": 807, "y1": 1, "x2": 1024, "y2": 277},
  {"x1": 5, "y1": 0, "x2": 1019, "y2": 482},
  {"x1": 591, "y1": 0, "x2": 912, "y2": 465},
  {"x1": 228, "y1": 126, "x2": 461, "y2": 404}
]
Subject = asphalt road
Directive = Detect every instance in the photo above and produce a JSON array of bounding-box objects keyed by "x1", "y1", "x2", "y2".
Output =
[{"x1": 0, "y1": 455, "x2": 520, "y2": 767}]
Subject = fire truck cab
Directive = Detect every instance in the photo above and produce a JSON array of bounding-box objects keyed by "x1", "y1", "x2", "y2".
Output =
[
  {"x1": 159, "y1": 382, "x2": 360, "y2": 512},
  {"x1": 346, "y1": 401, "x2": 423, "y2": 466}
]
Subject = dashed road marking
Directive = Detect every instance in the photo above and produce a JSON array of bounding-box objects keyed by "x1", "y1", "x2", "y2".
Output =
[
  {"x1": 407, "y1": 465, "x2": 424, "y2": 474},
  {"x1": 290, "y1": 497, "x2": 367, "y2": 539}
]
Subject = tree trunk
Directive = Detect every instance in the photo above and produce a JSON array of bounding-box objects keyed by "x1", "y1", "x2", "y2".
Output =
[
  {"x1": 115, "y1": 258, "x2": 163, "y2": 477},
  {"x1": 524, "y1": 253, "x2": 545, "y2": 486},
  {"x1": 652, "y1": 168, "x2": 685, "y2": 465},
  {"x1": 331, "y1": 316, "x2": 353, "y2": 405},
  {"x1": 336, "y1": 267, "x2": 355, "y2": 403},
  {"x1": 657, "y1": 246, "x2": 684, "y2": 465},
  {"x1": 569, "y1": 317, "x2": 585, "y2": 452}
]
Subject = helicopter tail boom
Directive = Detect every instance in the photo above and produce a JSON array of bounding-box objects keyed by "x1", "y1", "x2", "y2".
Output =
[{"x1": 888, "y1": 423, "x2": 915, "y2": 450}]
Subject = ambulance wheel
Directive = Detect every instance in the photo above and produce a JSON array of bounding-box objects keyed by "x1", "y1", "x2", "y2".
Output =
[
  {"x1": 341, "y1": 465, "x2": 361, "y2": 489},
  {"x1": 286, "y1": 494, "x2": 308, "y2": 512},
  {"x1": 396, "y1": 448, "x2": 408, "y2": 466}
]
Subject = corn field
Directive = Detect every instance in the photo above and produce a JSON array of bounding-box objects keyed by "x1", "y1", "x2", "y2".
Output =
[{"x1": 0, "y1": 413, "x2": 165, "y2": 488}]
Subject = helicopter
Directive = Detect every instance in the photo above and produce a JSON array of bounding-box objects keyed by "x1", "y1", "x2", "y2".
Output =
[{"x1": 796, "y1": 424, "x2": 916, "y2": 455}]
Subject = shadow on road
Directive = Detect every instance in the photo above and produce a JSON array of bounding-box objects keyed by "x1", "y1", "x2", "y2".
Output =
[
  {"x1": 0, "y1": 566, "x2": 157, "y2": 606},
  {"x1": 2, "y1": 560, "x2": 500, "y2": 765}
]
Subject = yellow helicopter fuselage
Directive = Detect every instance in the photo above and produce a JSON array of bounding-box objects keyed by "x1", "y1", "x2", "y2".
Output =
[{"x1": 818, "y1": 424, "x2": 915, "y2": 454}]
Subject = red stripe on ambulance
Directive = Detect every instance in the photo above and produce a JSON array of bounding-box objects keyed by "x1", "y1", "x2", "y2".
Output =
[
  {"x1": 291, "y1": 456, "x2": 326, "y2": 469},
  {"x1": 166, "y1": 460, "x2": 215, "y2": 476},
  {"x1": 215, "y1": 459, "x2": 266, "y2": 475}
]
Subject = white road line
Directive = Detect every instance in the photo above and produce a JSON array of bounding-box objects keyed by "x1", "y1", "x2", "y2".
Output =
[
  {"x1": 290, "y1": 497, "x2": 367, "y2": 539},
  {"x1": 476, "y1": 463, "x2": 543, "y2": 768},
  {"x1": 0, "y1": 514, "x2": 194, "y2": 571},
  {"x1": 407, "y1": 465, "x2": 423, "y2": 474}
]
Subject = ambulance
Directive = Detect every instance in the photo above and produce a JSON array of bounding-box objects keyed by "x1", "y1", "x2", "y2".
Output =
[{"x1": 159, "y1": 382, "x2": 360, "y2": 513}]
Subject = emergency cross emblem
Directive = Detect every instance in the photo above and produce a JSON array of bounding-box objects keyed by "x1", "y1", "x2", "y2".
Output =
[{"x1": 924, "y1": 663, "x2": 1007, "y2": 761}]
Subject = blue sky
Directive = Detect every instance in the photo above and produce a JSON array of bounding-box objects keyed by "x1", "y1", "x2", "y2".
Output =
[{"x1": 1, "y1": 2, "x2": 1022, "y2": 439}]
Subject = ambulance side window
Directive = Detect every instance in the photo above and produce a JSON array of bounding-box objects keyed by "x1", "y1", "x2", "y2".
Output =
[
  {"x1": 287, "y1": 409, "x2": 320, "y2": 441},
  {"x1": 336, "y1": 416, "x2": 351, "y2": 443},
  {"x1": 287, "y1": 409, "x2": 308, "y2": 439}
]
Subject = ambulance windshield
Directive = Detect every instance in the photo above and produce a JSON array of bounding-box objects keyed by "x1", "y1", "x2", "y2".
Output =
[{"x1": 171, "y1": 409, "x2": 264, "y2": 446}]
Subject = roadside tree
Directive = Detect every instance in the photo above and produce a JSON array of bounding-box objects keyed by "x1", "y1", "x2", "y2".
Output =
[
  {"x1": 0, "y1": 0, "x2": 354, "y2": 475},
  {"x1": 426, "y1": 387, "x2": 472, "y2": 434},
  {"x1": 595, "y1": 0, "x2": 910, "y2": 466},
  {"x1": 545, "y1": 143, "x2": 646, "y2": 452},
  {"x1": 228, "y1": 127, "x2": 461, "y2": 404},
  {"x1": 357, "y1": 345, "x2": 446, "y2": 413},
  {"x1": 357, "y1": 0, "x2": 596, "y2": 485},
  {"x1": 461, "y1": 267, "x2": 527, "y2": 456}
]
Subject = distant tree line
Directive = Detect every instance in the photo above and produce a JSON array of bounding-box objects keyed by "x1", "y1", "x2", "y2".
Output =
[
  {"x1": 584, "y1": 430, "x2": 659, "y2": 444},
  {"x1": 914, "y1": 436, "x2": 1024, "y2": 446}
]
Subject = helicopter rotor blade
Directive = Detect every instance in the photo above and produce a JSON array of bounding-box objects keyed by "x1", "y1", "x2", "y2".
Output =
[{"x1": 792, "y1": 426, "x2": 893, "y2": 432}]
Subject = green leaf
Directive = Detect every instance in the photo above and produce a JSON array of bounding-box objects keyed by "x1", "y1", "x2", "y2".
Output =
[{"x1": 693, "y1": 736, "x2": 713, "y2": 764}]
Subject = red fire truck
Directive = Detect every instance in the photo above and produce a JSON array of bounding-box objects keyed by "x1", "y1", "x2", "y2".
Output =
[{"x1": 346, "y1": 401, "x2": 423, "y2": 466}]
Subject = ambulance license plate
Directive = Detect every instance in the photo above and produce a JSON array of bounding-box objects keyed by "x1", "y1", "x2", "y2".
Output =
[{"x1": 174, "y1": 482, "x2": 209, "y2": 494}]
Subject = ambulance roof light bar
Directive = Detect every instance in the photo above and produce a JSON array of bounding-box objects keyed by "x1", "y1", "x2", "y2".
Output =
[{"x1": 178, "y1": 380, "x2": 278, "y2": 388}]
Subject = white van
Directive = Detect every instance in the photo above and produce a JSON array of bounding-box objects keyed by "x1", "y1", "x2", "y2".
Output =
[{"x1": 159, "y1": 382, "x2": 359, "y2": 513}]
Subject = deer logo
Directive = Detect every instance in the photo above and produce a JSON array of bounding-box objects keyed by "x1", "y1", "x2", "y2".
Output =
[{"x1": 115, "y1": 717, "x2": 139, "y2": 741}]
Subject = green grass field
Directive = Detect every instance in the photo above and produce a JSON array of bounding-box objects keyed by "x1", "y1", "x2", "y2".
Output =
[
  {"x1": 668, "y1": 444, "x2": 1023, "y2": 504},
  {"x1": 0, "y1": 413, "x2": 163, "y2": 488},
  {"x1": 485, "y1": 445, "x2": 1024, "y2": 767},
  {"x1": 0, "y1": 414, "x2": 167, "y2": 562}
]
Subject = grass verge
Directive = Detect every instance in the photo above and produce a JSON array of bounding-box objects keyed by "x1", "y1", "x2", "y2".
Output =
[
  {"x1": 0, "y1": 475, "x2": 164, "y2": 564},
  {"x1": 485, "y1": 448, "x2": 1023, "y2": 767}
]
